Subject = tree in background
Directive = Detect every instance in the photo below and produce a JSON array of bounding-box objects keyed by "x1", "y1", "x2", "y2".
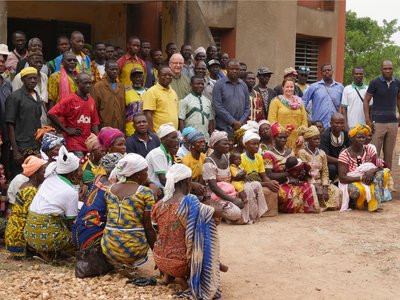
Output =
[{"x1": 345, "y1": 11, "x2": 400, "y2": 85}]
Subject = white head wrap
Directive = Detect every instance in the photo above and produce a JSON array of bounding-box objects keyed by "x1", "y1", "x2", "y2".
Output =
[
  {"x1": 243, "y1": 131, "x2": 261, "y2": 144},
  {"x1": 241, "y1": 121, "x2": 259, "y2": 133},
  {"x1": 109, "y1": 153, "x2": 148, "y2": 183},
  {"x1": 258, "y1": 120, "x2": 271, "y2": 130},
  {"x1": 194, "y1": 47, "x2": 206, "y2": 57},
  {"x1": 44, "y1": 146, "x2": 80, "y2": 177},
  {"x1": 157, "y1": 122, "x2": 177, "y2": 139},
  {"x1": 162, "y1": 164, "x2": 192, "y2": 202}
]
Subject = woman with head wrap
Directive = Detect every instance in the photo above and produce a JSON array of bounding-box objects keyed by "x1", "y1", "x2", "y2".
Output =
[
  {"x1": 338, "y1": 124, "x2": 390, "y2": 212},
  {"x1": 101, "y1": 153, "x2": 156, "y2": 271},
  {"x1": 263, "y1": 123, "x2": 318, "y2": 213},
  {"x1": 177, "y1": 126, "x2": 196, "y2": 159},
  {"x1": 97, "y1": 127, "x2": 126, "y2": 155},
  {"x1": 233, "y1": 127, "x2": 246, "y2": 153},
  {"x1": 24, "y1": 146, "x2": 81, "y2": 261},
  {"x1": 5, "y1": 156, "x2": 47, "y2": 259},
  {"x1": 146, "y1": 123, "x2": 180, "y2": 187},
  {"x1": 181, "y1": 131, "x2": 207, "y2": 197},
  {"x1": 267, "y1": 77, "x2": 308, "y2": 150},
  {"x1": 297, "y1": 126, "x2": 342, "y2": 210},
  {"x1": 72, "y1": 153, "x2": 123, "y2": 250},
  {"x1": 203, "y1": 131, "x2": 250, "y2": 224},
  {"x1": 151, "y1": 164, "x2": 222, "y2": 299},
  {"x1": 82, "y1": 133, "x2": 106, "y2": 186},
  {"x1": 258, "y1": 120, "x2": 272, "y2": 155},
  {"x1": 41, "y1": 132, "x2": 65, "y2": 161},
  {"x1": 239, "y1": 131, "x2": 280, "y2": 218}
]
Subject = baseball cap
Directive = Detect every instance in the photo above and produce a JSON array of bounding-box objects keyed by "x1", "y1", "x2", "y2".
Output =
[
  {"x1": 207, "y1": 59, "x2": 221, "y2": 67},
  {"x1": 298, "y1": 66, "x2": 310, "y2": 75},
  {"x1": 130, "y1": 68, "x2": 144, "y2": 75},
  {"x1": 257, "y1": 67, "x2": 273, "y2": 75},
  {"x1": 283, "y1": 67, "x2": 298, "y2": 76}
]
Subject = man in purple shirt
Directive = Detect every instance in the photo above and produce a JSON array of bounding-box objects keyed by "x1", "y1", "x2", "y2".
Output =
[{"x1": 212, "y1": 59, "x2": 250, "y2": 135}]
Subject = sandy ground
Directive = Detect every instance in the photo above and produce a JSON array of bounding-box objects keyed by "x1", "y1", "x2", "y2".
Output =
[{"x1": 1, "y1": 131, "x2": 400, "y2": 300}]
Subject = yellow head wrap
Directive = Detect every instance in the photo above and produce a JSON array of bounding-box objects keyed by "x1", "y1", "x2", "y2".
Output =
[
  {"x1": 20, "y1": 67, "x2": 38, "y2": 77},
  {"x1": 303, "y1": 126, "x2": 320, "y2": 139},
  {"x1": 234, "y1": 128, "x2": 246, "y2": 141},
  {"x1": 348, "y1": 124, "x2": 371, "y2": 138}
]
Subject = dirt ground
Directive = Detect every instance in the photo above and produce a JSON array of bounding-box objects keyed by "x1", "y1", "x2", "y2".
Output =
[{"x1": 1, "y1": 131, "x2": 400, "y2": 300}]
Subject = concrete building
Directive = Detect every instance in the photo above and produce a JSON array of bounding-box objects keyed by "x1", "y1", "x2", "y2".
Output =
[{"x1": 1, "y1": 0, "x2": 345, "y2": 84}]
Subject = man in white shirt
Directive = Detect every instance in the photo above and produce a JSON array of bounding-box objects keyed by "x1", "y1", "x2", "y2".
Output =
[{"x1": 341, "y1": 67, "x2": 370, "y2": 130}]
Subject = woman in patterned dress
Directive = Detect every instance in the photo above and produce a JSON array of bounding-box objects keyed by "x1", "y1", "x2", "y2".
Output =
[
  {"x1": 101, "y1": 153, "x2": 156, "y2": 269},
  {"x1": 297, "y1": 126, "x2": 341, "y2": 210},
  {"x1": 5, "y1": 156, "x2": 47, "y2": 258},
  {"x1": 263, "y1": 122, "x2": 318, "y2": 213}
]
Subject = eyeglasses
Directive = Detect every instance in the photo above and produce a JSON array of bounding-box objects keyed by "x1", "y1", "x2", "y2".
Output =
[{"x1": 170, "y1": 62, "x2": 184, "y2": 65}]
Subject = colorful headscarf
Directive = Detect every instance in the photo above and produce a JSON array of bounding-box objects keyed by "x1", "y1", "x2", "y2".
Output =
[
  {"x1": 162, "y1": 164, "x2": 192, "y2": 202},
  {"x1": 100, "y1": 153, "x2": 123, "y2": 174},
  {"x1": 187, "y1": 131, "x2": 205, "y2": 144},
  {"x1": 97, "y1": 127, "x2": 124, "y2": 149},
  {"x1": 233, "y1": 128, "x2": 246, "y2": 141},
  {"x1": 303, "y1": 126, "x2": 320, "y2": 139},
  {"x1": 41, "y1": 133, "x2": 65, "y2": 153},
  {"x1": 348, "y1": 124, "x2": 371, "y2": 138},
  {"x1": 109, "y1": 153, "x2": 148, "y2": 183},
  {"x1": 85, "y1": 133, "x2": 102, "y2": 152},
  {"x1": 270, "y1": 122, "x2": 294, "y2": 138},
  {"x1": 182, "y1": 126, "x2": 196, "y2": 137},
  {"x1": 35, "y1": 126, "x2": 56, "y2": 141},
  {"x1": 209, "y1": 130, "x2": 228, "y2": 148},
  {"x1": 22, "y1": 155, "x2": 46, "y2": 177}
]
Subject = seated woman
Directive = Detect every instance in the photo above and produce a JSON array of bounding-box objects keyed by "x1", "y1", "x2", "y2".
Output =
[
  {"x1": 24, "y1": 146, "x2": 81, "y2": 261},
  {"x1": 297, "y1": 126, "x2": 341, "y2": 210},
  {"x1": 5, "y1": 156, "x2": 47, "y2": 259},
  {"x1": 101, "y1": 153, "x2": 156, "y2": 271},
  {"x1": 203, "y1": 131, "x2": 255, "y2": 225},
  {"x1": 82, "y1": 133, "x2": 106, "y2": 187},
  {"x1": 233, "y1": 128, "x2": 246, "y2": 154},
  {"x1": 97, "y1": 127, "x2": 126, "y2": 155},
  {"x1": 151, "y1": 164, "x2": 222, "y2": 299},
  {"x1": 263, "y1": 123, "x2": 318, "y2": 213},
  {"x1": 258, "y1": 120, "x2": 272, "y2": 155},
  {"x1": 40, "y1": 133, "x2": 65, "y2": 162},
  {"x1": 338, "y1": 124, "x2": 389, "y2": 212},
  {"x1": 181, "y1": 130, "x2": 207, "y2": 197},
  {"x1": 72, "y1": 153, "x2": 123, "y2": 250},
  {"x1": 241, "y1": 131, "x2": 280, "y2": 217}
]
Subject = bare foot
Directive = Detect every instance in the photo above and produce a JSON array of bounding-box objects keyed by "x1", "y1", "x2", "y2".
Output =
[
  {"x1": 220, "y1": 263, "x2": 229, "y2": 272},
  {"x1": 161, "y1": 273, "x2": 174, "y2": 285},
  {"x1": 174, "y1": 277, "x2": 189, "y2": 291}
]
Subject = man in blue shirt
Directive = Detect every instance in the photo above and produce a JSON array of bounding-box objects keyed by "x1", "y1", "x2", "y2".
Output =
[
  {"x1": 364, "y1": 60, "x2": 400, "y2": 169},
  {"x1": 303, "y1": 64, "x2": 344, "y2": 128},
  {"x1": 126, "y1": 113, "x2": 160, "y2": 158},
  {"x1": 212, "y1": 59, "x2": 250, "y2": 135}
]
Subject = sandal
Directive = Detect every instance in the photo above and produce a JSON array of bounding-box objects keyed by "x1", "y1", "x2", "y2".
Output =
[{"x1": 126, "y1": 276, "x2": 157, "y2": 286}]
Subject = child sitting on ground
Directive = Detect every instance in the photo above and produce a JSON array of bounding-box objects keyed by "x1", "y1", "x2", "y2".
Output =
[{"x1": 229, "y1": 151, "x2": 248, "y2": 203}]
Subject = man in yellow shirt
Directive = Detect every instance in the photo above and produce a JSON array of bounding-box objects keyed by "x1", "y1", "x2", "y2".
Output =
[{"x1": 142, "y1": 66, "x2": 178, "y2": 132}]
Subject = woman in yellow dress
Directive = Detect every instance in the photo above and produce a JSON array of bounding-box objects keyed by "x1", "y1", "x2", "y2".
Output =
[{"x1": 268, "y1": 77, "x2": 308, "y2": 151}]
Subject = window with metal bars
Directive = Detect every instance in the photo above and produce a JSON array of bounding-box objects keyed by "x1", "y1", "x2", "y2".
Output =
[{"x1": 295, "y1": 39, "x2": 319, "y2": 83}]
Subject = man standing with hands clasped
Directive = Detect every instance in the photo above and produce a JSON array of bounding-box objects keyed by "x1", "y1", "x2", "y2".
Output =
[
  {"x1": 212, "y1": 59, "x2": 250, "y2": 135},
  {"x1": 364, "y1": 60, "x2": 400, "y2": 169}
]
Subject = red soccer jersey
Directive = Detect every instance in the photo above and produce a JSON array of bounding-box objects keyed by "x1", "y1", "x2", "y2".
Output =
[{"x1": 48, "y1": 93, "x2": 100, "y2": 151}]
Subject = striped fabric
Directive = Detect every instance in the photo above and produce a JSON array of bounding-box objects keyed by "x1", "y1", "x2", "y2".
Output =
[{"x1": 176, "y1": 194, "x2": 222, "y2": 300}]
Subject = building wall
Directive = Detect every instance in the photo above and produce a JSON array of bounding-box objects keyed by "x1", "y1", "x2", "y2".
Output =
[
  {"x1": 7, "y1": 1, "x2": 127, "y2": 47},
  {"x1": 235, "y1": 1, "x2": 298, "y2": 87},
  {"x1": 0, "y1": 1, "x2": 7, "y2": 43}
]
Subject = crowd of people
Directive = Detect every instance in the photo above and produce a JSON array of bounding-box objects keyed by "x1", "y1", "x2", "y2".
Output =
[{"x1": 0, "y1": 30, "x2": 399, "y2": 299}]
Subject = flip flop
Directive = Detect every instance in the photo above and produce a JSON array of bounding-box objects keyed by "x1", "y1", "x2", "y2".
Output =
[
  {"x1": 174, "y1": 289, "x2": 192, "y2": 299},
  {"x1": 126, "y1": 276, "x2": 157, "y2": 286}
]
